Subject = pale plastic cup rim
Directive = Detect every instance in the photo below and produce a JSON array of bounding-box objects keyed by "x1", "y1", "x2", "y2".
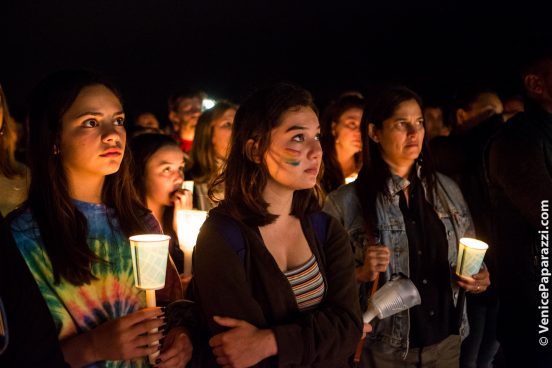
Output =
[
  {"x1": 129, "y1": 234, "x2": 171, "y2": 243},
  {"x1": 459, "y1": 237, "x2": 488, "y2": 250}
]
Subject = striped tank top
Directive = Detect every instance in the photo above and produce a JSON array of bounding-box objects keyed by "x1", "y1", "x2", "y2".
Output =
[{"x1": 284, "y1": 254, "x2": 325, "y2": 311}]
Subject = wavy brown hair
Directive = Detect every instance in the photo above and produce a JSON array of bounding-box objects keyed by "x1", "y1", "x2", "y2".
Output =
[
  {"x1": 188, "y1": 100, "x2": 237, "y2": 184},
  {"x1": 0, "y1": 83, "x2": 25, "y2": 178},
  {"x1": 210, "y1": 83, "x2": 323, "y2": 226},
  {"x1": 25, "y1": 69, "x2": 151, "y2": 285}
]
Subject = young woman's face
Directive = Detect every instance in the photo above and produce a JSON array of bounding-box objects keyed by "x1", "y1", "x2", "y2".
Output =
[
  {"x1": 211, "y1": 108, "x2": 236, "y2": 160},
  {"x1": 370, "y1": 99, "x2": 425, "y2": 169},
  {"x1": 333, "y1": 107, "x2": 362, "y2": 155},
  {"x1": 60, "y1": 84, "x2": 125, "y2": 181},
  {"x1": 264, "y1": 106, "x2": 322, "y2": 191},
  {"x1": 145, "y1": 145, "x2": 185, "y2": 208}
]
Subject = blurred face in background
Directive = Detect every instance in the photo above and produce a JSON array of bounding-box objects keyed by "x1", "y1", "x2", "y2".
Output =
[
  {"x1": 211, "y1": 108, "x2": 236, "y2": 160},
  {"x1": 332, "y1": 107, "x2": 362, "y2": 156},
  {"x1": 170, "y1": 97, "x2": 202, "y2": 140},
  {"x1": 423, "y1": 106, "x2": 450, "y2": 139},
  {"x1": 145, "y1": 145, "x2": 185, "y2": 208},
  {"x1": 135, "y1": 112, "x2": 160, "y2": 130}
]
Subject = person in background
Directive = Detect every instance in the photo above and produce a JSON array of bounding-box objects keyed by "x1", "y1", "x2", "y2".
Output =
[
  {"x1": 187, "y1": 100, "x2": 237, "y2": 211},
  {"x1": 130, "y1": 133, "x2": 193, "y2": 276},
  {"x1": 320, "y1": 92, "x2": 364, "y2": 193},
  {"x1": 167, "y1": 89, "x2": 205, "y2": 155},
  {"x1": 131, "y1": 111, "x2": 161, "y2": 136},
  {"x1": 486, "y1": 50, "x2": 552, "y2": 368},
  {"x1": 0, "y1": 82, "x2": 29, "y2": 217},
  {"x1": 193, "y1": 83, "x2": 362, "y2": 367},
  {"x1": 1, "y1": 70, "x2": 192, "y2": 367},
  {"x1": 501, "y1": 93, "x2": 525, "y2": 121},
  {"x1": 324, "y1": 86, "x2": 490, "y2": 368},
  {"x1": 423, "y1": 102, "x2": 451, "y2": 140}
]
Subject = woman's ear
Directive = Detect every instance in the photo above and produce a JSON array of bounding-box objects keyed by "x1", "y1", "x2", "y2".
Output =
[
  {"x1": 245, "y1": 138, "x2": 261, "y2": 163},
  {"x1": 367, "y1": 123, "x2": 380, "y2": 143},
  {"x1": 331, "y1": 121, "x2": 337, "y2": 137}
]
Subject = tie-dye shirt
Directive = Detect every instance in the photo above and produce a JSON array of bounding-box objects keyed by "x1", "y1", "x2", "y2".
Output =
[{"x1": 11, "y1": 200, "x2": 161, "y2": 368}]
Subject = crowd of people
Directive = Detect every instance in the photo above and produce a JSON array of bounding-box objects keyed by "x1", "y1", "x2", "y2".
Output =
[{"x1": 0, "y1": 50, "x2": 551, "y2": 368}]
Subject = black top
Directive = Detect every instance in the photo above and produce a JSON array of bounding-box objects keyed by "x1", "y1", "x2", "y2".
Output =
[
  {"x1": 0, "y1": 217, "x2": 68, "y2": 367},
  {"x1": 192, "y1": 206, "x2": 362, "y2": 367},
  {"x1": 162, "y1": 208, "x2": 185, "y2": 274},
  {"x1": 398, "y1": 175, "x2": 457, "y2": 347}
]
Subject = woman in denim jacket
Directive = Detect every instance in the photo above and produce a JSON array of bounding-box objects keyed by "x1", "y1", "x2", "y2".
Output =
[{"x1": 324, "y1": 86, "x2": 491, "y2": 368}]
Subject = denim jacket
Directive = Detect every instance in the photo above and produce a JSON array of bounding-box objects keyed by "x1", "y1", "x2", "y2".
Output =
[{"x1": 323, "y1": 169, "x2": 474, "y2": 356}]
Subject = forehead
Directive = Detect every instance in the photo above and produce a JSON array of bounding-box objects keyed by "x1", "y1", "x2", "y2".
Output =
[
  {"x1": 339, "y1": 107, "x2": 363, "y2": 118},
  {"x1": 64, "y1": 84, "x2": 121, "y2": 115},
  {"x1": 391, "y1": 99, "x2": 422, "y2": 117},
  {"x1": 177, "y1": 97, "x2": 202, "y2": 109},
  {"x1": 149, "y1": 145, "x2": 184, "y2": 163},
  {"x1": 279, "y1": 106, "x2": 318, "y2": 124}
]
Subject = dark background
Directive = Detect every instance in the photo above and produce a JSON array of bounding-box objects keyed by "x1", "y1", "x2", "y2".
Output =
[{"x1": 2, "y1": 0, "x2": 551, "y2": 126}]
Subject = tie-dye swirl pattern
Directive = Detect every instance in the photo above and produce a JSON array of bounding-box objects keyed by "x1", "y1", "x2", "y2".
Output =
[{"x1": 11, "y1": 200, "x2": 160, "y2": 368}]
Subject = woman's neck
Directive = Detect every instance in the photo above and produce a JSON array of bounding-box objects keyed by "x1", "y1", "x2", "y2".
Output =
[
  {"x1": 336, "y1": 147, "x2": 358, "y2": 178},
  {"x1": 67, "y1": 174, "x2": 104, "y2": 204},
  {"x1": 383, "y1": 157, "x2": 414, "y2": 179},
  {"x1": 262, "y1": 180, "x2": 294, "y2": 220}
]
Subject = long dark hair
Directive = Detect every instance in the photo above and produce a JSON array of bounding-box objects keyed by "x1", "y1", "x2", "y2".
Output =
[
  {"x1": 0, "y1": 83, "x2": 25, "y2": 178},
  {"x1": 320, "y1": 92, "x2": 365, "y2": 193},
  {"x1": 355, "y1": 86, "x2": 436, "y2": 237},
  {"x1": 26, "y1": 69, "x2": 150, "y2": 285},
  {"x1": 211, "y1": 83, "x2": 323, "y2": 226}
]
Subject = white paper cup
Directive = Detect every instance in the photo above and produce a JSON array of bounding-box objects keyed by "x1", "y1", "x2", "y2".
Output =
[
  {"x1": 129, "y1": 234, "x2": 170, "y2": 290},
  {"x1": 456, "y1": 237, "x2": 488, "y2": 278},
  {"x1": 182, "y1": 180, "x2": 195, "y2": 195}
]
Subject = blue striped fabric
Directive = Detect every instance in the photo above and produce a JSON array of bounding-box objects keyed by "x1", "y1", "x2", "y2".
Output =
[{"x1": 284, "y1": 255, "x2": 325, "y2": 311}]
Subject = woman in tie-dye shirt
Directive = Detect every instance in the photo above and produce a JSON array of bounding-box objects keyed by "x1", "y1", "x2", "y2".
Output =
[{"x1": 3, "y1": 70, "x2": 192, "y2": 367}]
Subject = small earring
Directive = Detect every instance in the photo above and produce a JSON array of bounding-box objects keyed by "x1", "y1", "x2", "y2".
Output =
[{"x1": 53, "y1": 144, "x2": 60, "y2": 155}]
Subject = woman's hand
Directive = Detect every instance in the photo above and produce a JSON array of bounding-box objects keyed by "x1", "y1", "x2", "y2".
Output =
[
  {"x1": 154, "y1": 327, "x2": 193, "y2": 368},
  {"x1": 173, "y1": 189, "x2": 193, "y2": 211},
  {"x1": 457, "y1": 265, "x2": 491, "y2": 294},
  {"x1": 209, "y1": 316, "x2": 277, "y2": 368},
  {"x1": 362, "y1": 323, "x2": 373, "y2": 339},
  {"x1": 89, "y1": 307, "x2": 165, "y2": 362},
  {"x1": 356, "y1": 245, "x2": 390, "y2": 282}
]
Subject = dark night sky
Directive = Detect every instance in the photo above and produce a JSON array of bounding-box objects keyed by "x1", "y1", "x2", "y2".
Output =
[{"x1": 2, "y1": 0, "x2": 551, "y2": 125}]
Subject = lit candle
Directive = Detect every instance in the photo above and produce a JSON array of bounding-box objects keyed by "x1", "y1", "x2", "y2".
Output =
[
  {"x1": 176, "y1": 210, "x2": 207, "y2": 276},
  {"x1": 129, "y1": 234, "x2": 171, "y2": 365}
]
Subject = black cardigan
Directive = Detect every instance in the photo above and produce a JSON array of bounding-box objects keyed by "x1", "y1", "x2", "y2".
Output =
[{"x1": 192, "y1": 208, "x2": 362, "y2": 367}]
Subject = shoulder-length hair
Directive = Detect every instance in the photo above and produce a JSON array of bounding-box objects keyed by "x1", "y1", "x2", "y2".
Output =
[
  {"x1": 0, "y1": 83, "x2": 25, "y2": 178},
  {"x1": 129, "y1": 132, "x2": 182, "y2": 205},
  {"x1": 320, "y1": 92, "x2": 365, "y2": 193},
  {"x1": 26, "y1": 69, "x2": 150, "y2": 285},
  {"x1": 355, "y1": 86, "x2": 436, "y2": 237},
  {"x1": 210, "y1": 83, "x2": 323, "y2": 226},
  {"x1": 188, "y1": 100, "x2": 237, "y2": 184}
]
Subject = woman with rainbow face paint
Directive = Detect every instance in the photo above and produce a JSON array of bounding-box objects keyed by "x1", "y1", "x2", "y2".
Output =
[
  {"x1": 192, "y1": 83, "x2": 363, "y2": 367},
  {"x1": 1, "y1": 70, "x2": 192, "y2": 368}
]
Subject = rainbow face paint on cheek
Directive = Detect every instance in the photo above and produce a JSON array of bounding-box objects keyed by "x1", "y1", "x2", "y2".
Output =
[
  {"x1": 285, "y1": 158, "x2": 300, "y2": 166},
  {"x1": 283, "y1": 148, "x2": 301, "y2": 166}
]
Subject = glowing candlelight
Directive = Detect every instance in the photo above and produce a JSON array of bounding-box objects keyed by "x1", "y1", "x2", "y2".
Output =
[{"x1": 176, "y1": 210, "x2": 207, "y2": 276}]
